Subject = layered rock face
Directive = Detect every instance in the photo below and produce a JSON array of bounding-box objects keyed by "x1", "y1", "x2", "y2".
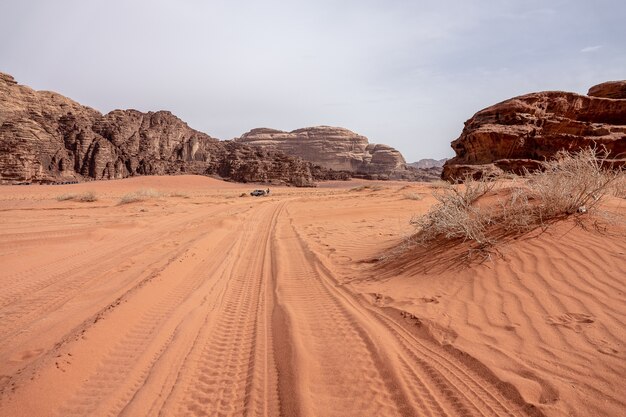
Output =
[
  {"x1": 408, "y1": 158, "x2": 447, "y2": 169},
  {"x1": 235, "y1": 126, "x2": 414, "y2": 179},
  {"x1": 0, "y1": 73, "x2": 314, "y2": 185},
  {"x1": 443, "y1": 82, "x2": 626, "y2": 180},
  {"x1": 588, "y1": 81, "x2": 626, "y2": 99}
]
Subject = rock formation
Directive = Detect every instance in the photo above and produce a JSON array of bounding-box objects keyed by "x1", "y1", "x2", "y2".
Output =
[
  {"x1": 442, "y1": 82, "x2": 626, "y2": 181},
  {"x1": 408, "y1": 158, "x2": 448, "y2": 169},
  {"x1": 587, "y1": 81, "x2": 626, "y2": 99},
  {"x1": 235, "y1": 126, "x2": 418, "y2": 180},
  {"x1": 0, "y1": 72, "x2": 315, "y2": 186}
]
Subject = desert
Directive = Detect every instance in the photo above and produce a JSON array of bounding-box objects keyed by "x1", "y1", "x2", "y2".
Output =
[
  {"x1": 0, "y1": 171, "x2": 624, "y2": 417},
  {"x1": 2, "y1": 1, "x2": 626, "y2": 416}
]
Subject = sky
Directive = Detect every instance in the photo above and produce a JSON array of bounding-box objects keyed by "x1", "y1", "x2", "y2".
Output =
[{"x1": 1, "y1": 0, "x2": 625, "y2": 161}]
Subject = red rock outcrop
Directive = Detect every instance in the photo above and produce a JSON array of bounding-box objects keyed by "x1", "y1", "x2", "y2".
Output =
[
  {"x1": 588, "y1": 81, "x2": 626, "y2": 99},
  {"x1": 0, "y1": 73, "x2": 314, "y2": 186},
  {"x1": 442, "y1": 84, "x2": 626, "y2": 181},
  {"x1": 235, "y1": 126, "x2": 419, "y2": 180}
]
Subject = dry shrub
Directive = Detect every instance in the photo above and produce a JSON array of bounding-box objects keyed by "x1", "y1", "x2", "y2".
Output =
[
  {"x1": 428, "y1": 180, "x2": 450, "y2": 189},
  {"x1": 411, "y1": 148, "x2": 624, "y2": 250},
  {"x1": 350, "y1": 185, "x2": 385, "y2": 192},
  {"x1": 411, "y1": 176, "x2": 496, "y2": 247},
  {"x1": 404, "y1": 192, "x2": 424, "y2": 201},
  {"x1": 56, "y1": 193, "x2": 75, "y2": 201},
  {"x1": 527, "y1": 148, "x2": 621, "y2": 217},
  {"x1": 76, "y1": 191, "x2": 97, "y2": 202},
  {"x1": 119, "y1": 188, "x2": 163, "y2": 204},
  {"x1": 56, "y1": 191, "x2": 97, "y2": 202}
]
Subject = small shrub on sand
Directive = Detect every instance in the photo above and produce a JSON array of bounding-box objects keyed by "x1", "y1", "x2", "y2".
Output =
[
  {"x1": 350, "y1": 185, "x2": 385, "y2": 192},
  {"x1": 76, "y1": 191, "x2": 97, "y2": 202},
  {"x1": 428, "y1": 180, "x2": 450, "y2": 189},
  {"x1": 169, "y1": 191, "x2": 190, "y2": 199},
  {"x1": 525, "y1": 148, "x2": 621, "y2": 217},
  {"x1": 411, "y1": 176, "x2": 495, "y2": 247},
  {"x1": 56, "y1": 193, "x2": 76, "y2": 201},
  {"x1": 404, "y1": 192, "x2": 424, "y2": 201},
  {"x1": 411, "y1": 148, "x2": 624, "y2": 251},
  {"x1": 56, "y1": 191, "x2": 97, "y2": 202},
  {"x1": 119, "y1": 188, "x2": 163, "y2": 205}
]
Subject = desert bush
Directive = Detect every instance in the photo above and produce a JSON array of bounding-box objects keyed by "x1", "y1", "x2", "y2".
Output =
[
  {"x1": 526, "y1": 148, "x2": 621, "y2": 217},
  {"x1": 56, "y1": 193, "x2": 75, "y2": 201},
  {"x1": 169, "y1": 191, "x2": 190, "y2": 199},
  {"x1": 411, "y1": 148, "x2": 624, "y2": 249},
  {"x1": 119, "y1": 193, "x2": 141, "y2": 204},
  {"x1": 119, "y1": 188, "x2": 163, "y2": 204},
  {"x1": 404, "y1": 192, "x2": 424, "y2": 201},
  {"x1": 350, "y1": 185, "x2": 385, "y2": 192},
  {"x1": 56, "y1": 191, "x2": 97, "y2": 202},
  {"x1": 76, "y1": 191, "x2": 97, "y2": 202},
  {"x1": 410, "y1": 176, "x2": 495, "y2": 246},
  {"x1": 428, "y1": 180, "x2": 451, "y2": 189}
]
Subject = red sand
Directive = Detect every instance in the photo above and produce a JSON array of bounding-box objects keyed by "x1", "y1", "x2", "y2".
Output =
[{"x1": 0, "y1": 175, "x2": 623, "y2": 417}]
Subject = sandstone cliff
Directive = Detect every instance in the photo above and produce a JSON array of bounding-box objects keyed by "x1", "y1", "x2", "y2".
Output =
[
  {"x1": 0, "y1": 72, "x2": 314, "y2": 186},
  {"x1": 442, "y1": 82, "x2": 626, "y2": 180},
  {"x1": 408, "y1": 158, "x2": 447, "y2": 170},
  {"x1": 235, "y1": 126, "x2": 418, "y2": 180},
  {"x1": 587, "y1": 81, "x2": 626, "y2": 99}
]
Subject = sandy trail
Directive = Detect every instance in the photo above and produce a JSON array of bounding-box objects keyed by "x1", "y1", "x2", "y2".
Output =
[{"x1": 0, "y1": 176, "x2": 622, "y2": 417}]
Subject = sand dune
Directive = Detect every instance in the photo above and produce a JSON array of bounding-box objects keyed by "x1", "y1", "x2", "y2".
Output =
[{"x1": 0, "y1": 176, "x2": 623, "y2": 417}]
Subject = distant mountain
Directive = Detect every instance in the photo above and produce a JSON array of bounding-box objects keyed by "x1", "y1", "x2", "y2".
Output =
[
  {"x1": 235, "y1": 126, "x2": 418, "y2": 180},
  {"x1": 0, "y1": 72, "x2": 316, "y2": 185},
  {"x1": 0, "y1": 71, "x2": 444, "y2": 185},
  {"x1": 408, "y1": 158, "x2": 448, "y2": 169}
]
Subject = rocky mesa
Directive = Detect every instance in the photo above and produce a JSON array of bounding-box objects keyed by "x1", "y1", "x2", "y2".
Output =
[
  {"x1": 442, "y1": 81, "x2": 626, "y2": 181},
  {"x1": 0, "y1": 72, "x2": 315, "y2": 186},
  {"x1": 235, "y1": 126, "x2": 427, "y2": 180}
]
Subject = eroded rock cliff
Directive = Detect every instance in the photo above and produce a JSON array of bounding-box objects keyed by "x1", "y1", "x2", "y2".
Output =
[
  {"x1": 442, "y1": 82, "x2": 626, "y2": 180},
  {"x1": 235, "y1": 126, "x2": 418, "y2": 180},
  {"x1": 587, "y1": 81, "x2": 626, "y2": 99},
  {"x1": 0, "y1": 73, "x2": 314, "y2": 186}
]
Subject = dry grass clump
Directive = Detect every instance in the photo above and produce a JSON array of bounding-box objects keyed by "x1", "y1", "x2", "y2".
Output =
[
  {"x1": 350, "y1": 185, "x2": 385, "y2": 192},
  {"x1": 76, "y1": 191, "x2": 97, "y2": 202},
  {"x1": 169, "y1": 191, "x2": 190, "y2": 199},
  {"x1": 411, "y1": 148, "x2": 624, "y2": 251},
  {"x1": 411, "y1": 176, "x2": 496, "y2": 247},
  {"x1": 56, "y1": 193, "x2": 75, "y2": 201},
  {"x1": 56, "y1": 191, "x2": 97, "y2": 202},
  {"x1": 404, "y1": 192, "x2": 425, "y2": 201},
  {"x1": 119, "y1": 188, "x2": 163, "y2": 204},
  {"x1": 428, "y1": 180, "x2": 451, "y2": 189}
]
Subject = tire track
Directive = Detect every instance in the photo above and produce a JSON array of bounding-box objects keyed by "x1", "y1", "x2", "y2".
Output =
[
  {"x1": 278, "y1": 203, "x2": 544, "y2": 417},
  {"x1": 165, "y1": 202, "x2": 283, "y2": 417},
  {"x1": 55, "y1": 225, "x2": 243, "y2": 417},
  {"x1": 0, "y1": 205, "x2": 241, "y2": 347}
]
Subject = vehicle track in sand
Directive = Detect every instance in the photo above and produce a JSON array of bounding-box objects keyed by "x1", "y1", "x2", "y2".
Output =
[{"x1": 0, "y1": 198, "x2": 544, "y2": 417}]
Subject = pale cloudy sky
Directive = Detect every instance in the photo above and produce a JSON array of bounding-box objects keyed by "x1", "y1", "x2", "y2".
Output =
[{"x1": 1, "y1": 0, "x2": 625, "y2": 161}]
